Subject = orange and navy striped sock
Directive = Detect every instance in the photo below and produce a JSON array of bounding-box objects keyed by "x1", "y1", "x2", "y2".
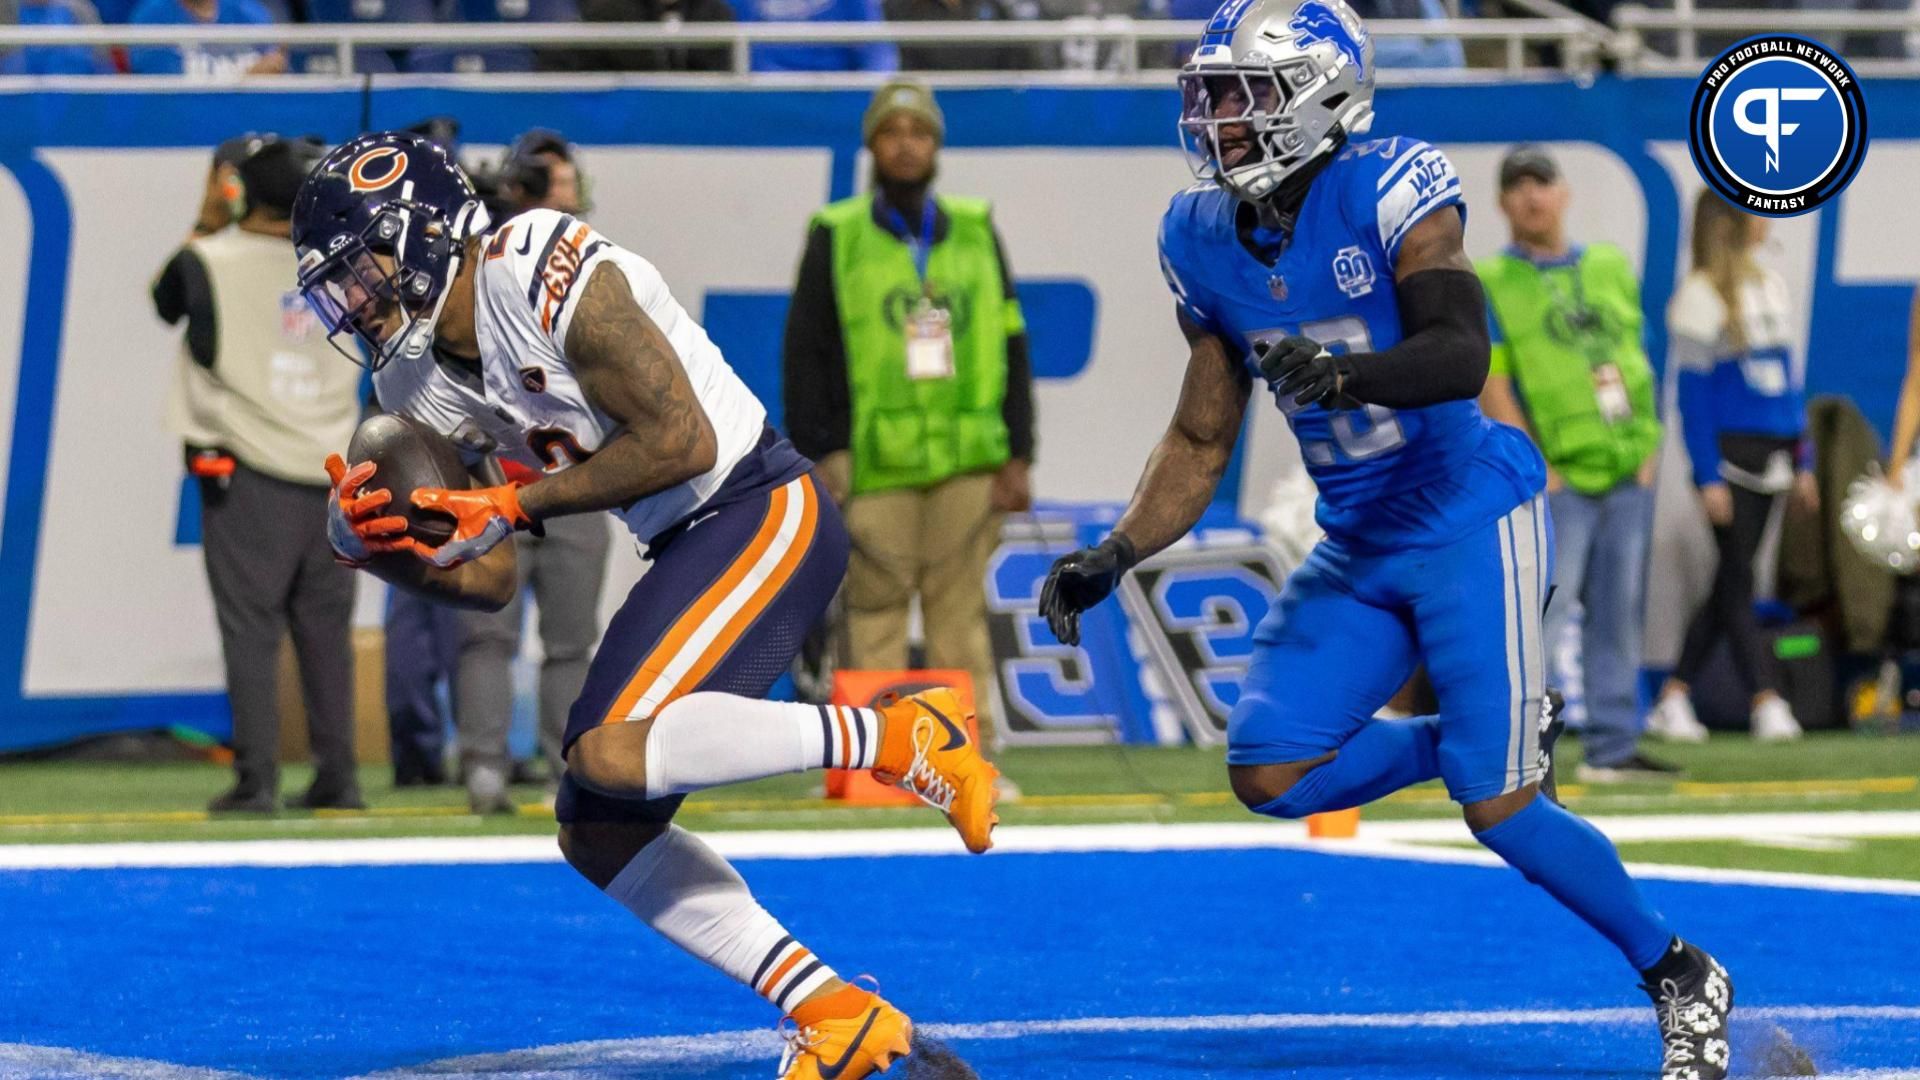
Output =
[
  {"x1": 601, "y1": 825, "x2": 840, "y2": 1013},
  {"x1": 750, "y1": 933, "x2": 839, "y2": 1014},
  {"x1": 812, "y1": 705, "x2": 882, "y2": 771}
]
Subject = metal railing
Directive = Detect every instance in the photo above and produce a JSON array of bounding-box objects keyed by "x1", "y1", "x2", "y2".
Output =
[
  {"x1": 0, "y1": 15, "x2": 1609, "y2": 82},
  {"x1": 1613, "y1": 4, "x2": 1920, "y2": 74}
]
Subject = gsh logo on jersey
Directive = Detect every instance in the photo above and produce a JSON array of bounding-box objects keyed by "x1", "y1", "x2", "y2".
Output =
[{"x1": 1688, "y1": 34, "x2": 1868, "y2": 217}]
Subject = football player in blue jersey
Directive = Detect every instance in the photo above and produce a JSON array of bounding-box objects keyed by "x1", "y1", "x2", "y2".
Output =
[{"x1": 1038, "y1": 1, "x2": 1734, "y2": 1075}]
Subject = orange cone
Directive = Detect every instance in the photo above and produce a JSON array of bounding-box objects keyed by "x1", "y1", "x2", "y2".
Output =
[{"x1": 1306, "y1": 807, "x2": 1361, "y2": 839}]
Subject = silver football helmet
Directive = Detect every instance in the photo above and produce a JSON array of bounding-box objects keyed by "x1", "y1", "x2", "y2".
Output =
[
  {"x1": 1178, "y1": 0, "x2": 1377, "y2": 203},
  {"x1": 1840, "y1": 466, "x2": 1920, "y2": 575}
]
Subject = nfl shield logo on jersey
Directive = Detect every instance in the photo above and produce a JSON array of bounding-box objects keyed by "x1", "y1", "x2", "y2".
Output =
[
  {"x1": 1332, "y1": 246, "x2": 1376, "y2": 298},
  {"x1": 520, "y1": 366, "x2": 547, "y2": 394},
  {"x1": 1268, "y1": 274, "x2": 1289, "y2": 301}
]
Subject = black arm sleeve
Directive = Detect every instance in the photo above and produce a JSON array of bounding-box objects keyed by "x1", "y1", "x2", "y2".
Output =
[
  {"x1": 1337, "y1": 267, "x2": 1490, "y2": 411},
  {"x1": 152, "y1": 247, "x2": 217, "y2": 370},
  {"x1": 782, "y1": 222, "x2": 852, "y2": 461},
  {"x1": 993, "y1": 224, "x2": 1035, "y2": 463}
]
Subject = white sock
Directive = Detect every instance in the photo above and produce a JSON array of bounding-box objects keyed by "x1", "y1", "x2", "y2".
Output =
[
  {"x1": 605, "y1": 825, "x2": 838, "y2": 1013},
  {"x1": 815, "y1": 703, "x2": 883, "y2": 771},
  {"x1": 642, "y1": 693, "x2": 882, "y2": 798}
]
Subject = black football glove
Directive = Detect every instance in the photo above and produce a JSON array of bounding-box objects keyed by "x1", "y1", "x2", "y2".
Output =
[
  {"x1": 1038, "y1": 533, "x2": 1138, "y2": 646},
  {"x1": 1255, "y1": 335, "x2": 1355, "y2": 408}
]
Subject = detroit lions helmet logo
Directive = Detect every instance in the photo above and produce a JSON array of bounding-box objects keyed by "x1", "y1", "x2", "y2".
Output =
[{"x1": 1288, "y1": 0, "x2": 1368, "y2": 77}]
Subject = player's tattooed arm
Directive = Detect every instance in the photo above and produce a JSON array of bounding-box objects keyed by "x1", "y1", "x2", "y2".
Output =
[
  {"x1": 1112, "y1": 308, "x2": 1252, "y2": 562},
  {"x1": 518, "y1": 262, "x2": 720, "y2": 522}
]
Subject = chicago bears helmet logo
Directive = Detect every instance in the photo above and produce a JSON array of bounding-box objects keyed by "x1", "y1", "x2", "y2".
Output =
[
  {"x1": 1289, "y1": 0, "x2": 1367, "y2": 74},
  {"x1": 347, "y1": 147, "x2": 409, "y2": 193}
]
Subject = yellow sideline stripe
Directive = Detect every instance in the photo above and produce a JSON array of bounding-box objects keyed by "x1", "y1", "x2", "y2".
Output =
[
  {"x1": 1674, "y1": 777, "x2": 1917, "y2": 797},
  {"x1": 0, "y1": 775, "x2": 1914, "y2": 830}
]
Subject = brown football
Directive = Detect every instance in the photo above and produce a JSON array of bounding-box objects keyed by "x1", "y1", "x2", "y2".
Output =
[{"x1": 344, "y1": 413, "x2": 468, "y2": 547}]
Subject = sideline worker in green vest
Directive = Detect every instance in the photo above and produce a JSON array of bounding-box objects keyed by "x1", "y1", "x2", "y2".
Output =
[
  {"x1": 152, "y1": 133, "x2": 366, "y2": 815},
  {"x1": 1476, "y1": 144, "x2": 1674, "y2": 783},
  {"x1": 783, "y1": 80, "x2": 1034, "y2": 739}
]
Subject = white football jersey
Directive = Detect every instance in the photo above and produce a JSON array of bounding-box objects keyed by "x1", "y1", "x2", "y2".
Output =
[{"x1": 373, "y1": 208, "x2": 767, "y2": 544}]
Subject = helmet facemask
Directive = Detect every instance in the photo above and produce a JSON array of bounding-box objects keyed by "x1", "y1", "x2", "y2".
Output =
[
  {"x1": 297, "y1": 197, "x2": 485, "y2": 371},
  {"x1": 1177, "y1": 0, "x2": 1378, "y2": 207}
]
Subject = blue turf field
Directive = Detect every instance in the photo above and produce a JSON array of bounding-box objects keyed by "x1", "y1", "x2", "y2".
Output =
[{"x1": 2, "y1": 843, "x2": 1916, "y2": 1078}]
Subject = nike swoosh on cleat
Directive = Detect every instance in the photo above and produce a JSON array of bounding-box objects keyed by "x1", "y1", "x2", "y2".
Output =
[
  {"x1": 917, "y1": 698, "x2": 967, "y2": 752},
  {"x1": 816, "y1": 1009, "x2": 881, "y2": 1080}
]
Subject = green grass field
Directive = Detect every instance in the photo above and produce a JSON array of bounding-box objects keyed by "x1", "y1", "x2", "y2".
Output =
[{"x1": 3, "y1": 731, "x2": 1917, "y2": 871}]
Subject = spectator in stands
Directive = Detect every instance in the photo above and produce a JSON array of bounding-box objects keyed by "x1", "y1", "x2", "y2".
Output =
[
  {"x1": 543, "y1": 0, "x2": 733, "y2": 70},
  {"x1": 733, "y1": 0, "x2": 895, "y2": 72},
  {"x1": 1168, "y1": 0, "x2": 1463, "y2": 68},
  {"x1": 0, "y1": 0, "x2": 112, "y2": 75},
  {"x1": 783, "y1": 81, "x2": 1033, "y2": 744},
  {"x1": 1348, "y1": 0, "x2": 1463, "y2": 68},
  {"x1": 884, "y1": 0, "x2": 1036, "y2": 71},
  {"x1": 1649, "y1": 190, "x2": 1817, "y2": 744},
  {"x1": 151, "y1": 134, "x2": 363, "y2": 813},
  {"x1": 449, "y1": 130, "x2": 611, "y2": 813},
  {"x1": 1477, "y1": 146, "x2": 1674, "y2": 782},
  {"x1": 126, "y1": 0, "x2": 284, "y2": 77}
]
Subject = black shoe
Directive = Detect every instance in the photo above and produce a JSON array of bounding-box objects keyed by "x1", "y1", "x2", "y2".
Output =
[
  {"x1": 1576, "y1": 752, "x2": 1685, "y2": 784},
  {"x1": 1537, "y1": 687, "x2": 1566, "y2": 805},
  {"x1": 508, "y1": 758, "x2": 548, "y2": 786},
  {"x1": 393, "y1": 770, "x2": 447, "y2": 788},
  {"x1": 208, "y1": 786, "x2": 277, "y2": 814},
  {"x1": 287, "y1": 782, "x2": 367, "y2": 811},
  {"x1": 1640, "y1": 939, "x2": 1734, "y2": 1080}
]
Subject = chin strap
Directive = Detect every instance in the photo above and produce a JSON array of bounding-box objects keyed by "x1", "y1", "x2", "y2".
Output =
[
  {"x1": 384, "y1": 198, "x2": 491, "y2": 366},
  {"x1": 1243, "y1": 125, "x2": 1349, "y2": 233}
]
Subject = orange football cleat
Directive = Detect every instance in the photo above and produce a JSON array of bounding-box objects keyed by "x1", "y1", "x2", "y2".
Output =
[
  {"x1": 779, "y1": 986, "x2": 913, "y2": 1080},
  {"x1": 872, "y1": 688, "x2": 1000, "y2": 854}
]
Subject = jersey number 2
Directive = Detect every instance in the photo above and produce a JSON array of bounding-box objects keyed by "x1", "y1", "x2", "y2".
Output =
[{"x1": 1256, "y1": 316, "x2": 1406, "y2": 465}]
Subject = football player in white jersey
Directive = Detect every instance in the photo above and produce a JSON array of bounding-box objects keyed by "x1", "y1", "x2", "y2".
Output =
[{"x1": 292, "y1": 132, "x2": 999, "y2": 1080}]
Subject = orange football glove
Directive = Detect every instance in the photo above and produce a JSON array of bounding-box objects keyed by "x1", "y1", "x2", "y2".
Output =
[
  {"x1": 408, "y1": 483, "x2": 532, "y2": 569},
  {"x1": 323, "y1": 453, "x2": 411, "y2": 568}
]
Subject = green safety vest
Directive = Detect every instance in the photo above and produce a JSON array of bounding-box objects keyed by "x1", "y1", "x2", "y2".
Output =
[
  {"x1": 815, "y1": 193, "x2": 1024, "y2": 496},
  {"x1": 1478, "y1": 244, "x2": 1662, "y2": 495}
]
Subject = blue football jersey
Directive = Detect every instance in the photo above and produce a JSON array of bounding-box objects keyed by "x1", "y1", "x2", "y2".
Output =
[{"x1": 1158, "y1": 136, "x2": 1544, "y2": 549}]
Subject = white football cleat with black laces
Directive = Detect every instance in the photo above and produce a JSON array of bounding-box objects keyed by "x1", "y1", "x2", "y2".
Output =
[{"x1": 1641, "y1": 939, "x2": 1735, "y2": 1080}]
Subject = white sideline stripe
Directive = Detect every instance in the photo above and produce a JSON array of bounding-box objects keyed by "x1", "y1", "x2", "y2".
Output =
[
  {"x1": 7, "y1": 1007, "x2": 1919, "y2": 1080},
  {"x1": 0, "y1": 1043, "x2": 250, "y2": 1079},
  {"x1": 1746, "y1": 834, "x2": 1861, "y2": 852},
  {"x1": 347, "y1": 1005, "x2": 1920, "y2": 1077},
  {"x1": 5, "y1": 814, "x2": 1920, "y2": 895},
  {"x1": 1364, "y1": 810, "x2": 1920, "y2": 843}
]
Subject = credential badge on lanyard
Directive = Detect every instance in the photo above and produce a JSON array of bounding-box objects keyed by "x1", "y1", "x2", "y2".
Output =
[{"x1": 894, "y1": 199, "x2": 956, "y2": 381}]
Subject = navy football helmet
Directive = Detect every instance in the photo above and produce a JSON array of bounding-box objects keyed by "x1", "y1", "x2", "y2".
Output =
[{"x1": 292, "y1": 131, "x2": 492, "y2": 371}]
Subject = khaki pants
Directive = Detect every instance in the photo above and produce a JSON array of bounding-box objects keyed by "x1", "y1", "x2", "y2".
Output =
[{"x1": 842, "y1": 471, "x2": 1000, "y2": 731}]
